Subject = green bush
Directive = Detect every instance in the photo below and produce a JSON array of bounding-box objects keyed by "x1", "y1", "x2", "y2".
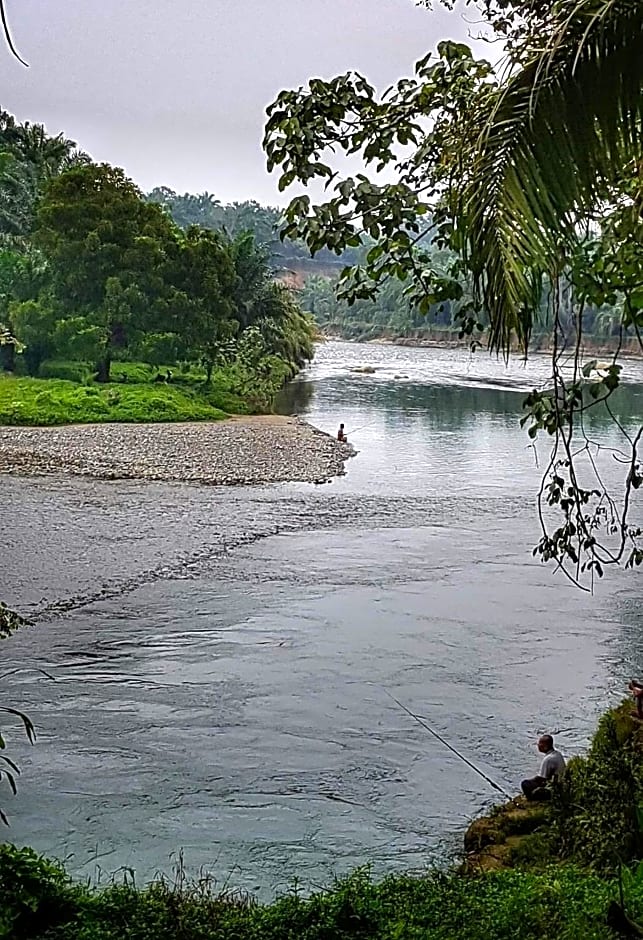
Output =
[
  {"x1": 551, "y1": 704, "x2": 643, "y2": 872},
  {"x1": 0, "y1": 846, "x2": 87, "y2": 939},
  {"x1": 38, "y1": 360, "x2": 92, "y2": 384},
  {"x1": 110, "y1": 361, "x2": 156, "y2": 383},
  {"x1": 1, "y1": 845, "x2": 640, "y2": 940}
]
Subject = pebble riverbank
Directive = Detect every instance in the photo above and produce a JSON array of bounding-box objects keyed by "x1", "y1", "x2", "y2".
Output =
[{"x1": 0, "y1": 416, "x2": 354, "y2": 486}]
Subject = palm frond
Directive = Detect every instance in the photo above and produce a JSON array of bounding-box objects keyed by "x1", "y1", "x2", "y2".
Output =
[{"x1": 462, "y1": 0, "x2": 643, "y2": 353}]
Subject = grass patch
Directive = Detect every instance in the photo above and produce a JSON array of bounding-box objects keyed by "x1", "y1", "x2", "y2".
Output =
[
  {"x1": 0, "y1": 375, "x2": 232, "y2": 426},
  {"x1": 0, "y1": 354, "x2": 297, "y2": 425},
  {"x1": 0, "y1": 845, "x2": 637, "y2": 940}
]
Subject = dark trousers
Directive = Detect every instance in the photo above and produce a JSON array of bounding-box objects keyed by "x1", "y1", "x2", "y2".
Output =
[{"x1": 521, "y1": 775, "x2": 550, "y2": 801}]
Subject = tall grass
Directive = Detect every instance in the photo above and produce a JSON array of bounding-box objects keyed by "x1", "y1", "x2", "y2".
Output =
[{"x1": 0, "y1": 845, "x2": 637, "y2": 940}]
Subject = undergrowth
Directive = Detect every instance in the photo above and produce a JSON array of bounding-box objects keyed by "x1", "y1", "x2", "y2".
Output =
[
  {"x1": 0, "y1": 846, "x2": 638, "y2": 940},
  {"x1": 551, "y1": 701, "x2": 643, "y2": 872}
]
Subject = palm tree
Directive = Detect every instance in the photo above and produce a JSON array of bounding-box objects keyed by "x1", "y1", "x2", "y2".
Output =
[
  {"x1": 460, "y1": 0, "x2": 643, "y2": 353},
  {"x1": 13, "y1": 123, "x2": 77, "y2": 177},
  {"x1": 230, "y1": 232, "x2": 272, "y2": 328},
  {"x1": 0, "y1": 152, "x2": 37, "y2": 237},
  {"x1": 455, "y1": 0, "x2": 643, "y2": 584}
]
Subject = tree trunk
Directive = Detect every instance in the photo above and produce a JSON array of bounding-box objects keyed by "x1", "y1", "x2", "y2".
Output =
[
  {"x1": 95, "y1": 353, "x2": 111, "y2": 383},
  {"x1": 0, "y1": 343, "x2": 16, "y2": 373},
  {"x1": 607, "y1": 901, "x2": 643, "y2": 938},
  {"x1": 205, "y1": 360, "x2": 213, "y2": 385}
]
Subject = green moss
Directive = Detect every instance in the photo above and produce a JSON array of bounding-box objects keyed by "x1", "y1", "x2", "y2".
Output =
[
  {"x1": 507, "y1": 831, "x2": 558, "y2": 869},
  {"x1": 463, "y1": 799, "x2": 553, "y2": 873}
]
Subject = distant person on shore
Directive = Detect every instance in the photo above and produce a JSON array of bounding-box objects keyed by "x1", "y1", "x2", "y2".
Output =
[
  {"x1": 629, "y1": 679, "x2": 643, "y2": 719},
  {"x1": 521, "y1": 734, "x2": 566, "y2": 801},
  {"x1": 337, "y1": 423, "x2": 347, "y2": 443}
]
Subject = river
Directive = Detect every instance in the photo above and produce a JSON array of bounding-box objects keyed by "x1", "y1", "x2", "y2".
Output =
[{"x1": 2, "y1": 341, "x2": 642, "y2": 896}]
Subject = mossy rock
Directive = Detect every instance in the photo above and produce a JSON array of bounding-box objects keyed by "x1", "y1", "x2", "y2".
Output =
[
  {"x1": 495, "y1": 802, "x2": 550, "y2": 837},
  {"x1": 464, "y1": 798, "x2": 549, "y2": 852},
  {"x1": 463, "y1": 839, "x2": 516, "y2": 873},
  {"x1": 463, "y1": 798, "x2": 553, "y2": 873},
  {"x1": 464, "y1": 816, "x2": 503, "y2": 852},
  {"x1": 610, "y1": 699, "x2": 643, "y2": 747},
  {"x1": 507, "y1": 830, "x2": 557, "y2": 868}
]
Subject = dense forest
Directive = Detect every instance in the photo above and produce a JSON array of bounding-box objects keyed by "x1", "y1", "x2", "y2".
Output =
[
  {"x1": 138, "y1": 188, "x2": 633, "y2": 349},
  {"x1": 145, "y1": 187, "x2": 356, "y2": 273},
  {"x1": 0, "y1": 110, "x2": 314, "y2": 411},
  {"x1": 300, "y1": 247, "x2": 635, "y2": 347},
  {"x1": 146, "y1": 190, "x2": 636, "y2": 350}
]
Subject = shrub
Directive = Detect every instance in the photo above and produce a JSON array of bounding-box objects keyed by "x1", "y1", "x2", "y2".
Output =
[
  {"x1": 550, "y1": 702, "x2": 643, "y2": 872},
  {"x1": 0, "y1": 845, "x2": 87, "y2": 939},
  {"x1": 0, "y1": 854, "x2": 632, "y2": 940},
  {"x1": 38, "y1": 360, "x2": 92, "y2": 384}
]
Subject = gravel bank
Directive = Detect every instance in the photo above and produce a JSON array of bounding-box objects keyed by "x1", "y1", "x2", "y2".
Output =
[{"x1": 0, "y1": 416, "x2": 354, "y2": 485}]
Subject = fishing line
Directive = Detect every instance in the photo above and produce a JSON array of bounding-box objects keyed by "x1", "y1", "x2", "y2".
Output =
[{"x1": 384, "y1": 689, "x2": 513, "y2": 800}]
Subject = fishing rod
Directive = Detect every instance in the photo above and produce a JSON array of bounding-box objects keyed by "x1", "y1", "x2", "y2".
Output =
[{"x1": 384, "y1": 689, "x2": 513, "y2": 800}]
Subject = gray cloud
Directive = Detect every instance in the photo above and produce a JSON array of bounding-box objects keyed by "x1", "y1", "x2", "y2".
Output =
[{"x1": 0, "y1": 0, "x2": 489, "y2": 203}]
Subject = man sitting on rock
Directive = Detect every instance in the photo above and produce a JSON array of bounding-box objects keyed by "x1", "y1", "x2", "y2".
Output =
[{"x1": 521, "y1": 734, "x2": 566, "y2": 801}]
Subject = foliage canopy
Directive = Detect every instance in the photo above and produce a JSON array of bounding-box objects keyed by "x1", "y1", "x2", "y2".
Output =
[{"x1": 263, "y1": 0, "x2": 643, "y2": 588}]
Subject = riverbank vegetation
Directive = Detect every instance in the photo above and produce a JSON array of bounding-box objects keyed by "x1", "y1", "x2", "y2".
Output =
[
  {"x1": 0, "y1": 112, "x2": 315, "y2": 423},
  {"x1": 464, "y1": 700, "x2": 643, "y2": 876},
  {"x1": 137, "y1": 190, "x2": 643, "y2": 355},
  {"x1": 0, "y1": 373, "x2": 230, "y2": 425},
  {"x1": 3, "y1": 699, "x2": 643, "y2": 939},
  {"x1": 0, "y1": 350, "x2": 301, "y2": 425},
  {"x1": 301, "y1": 263, "x2": 643, "y2": 354},
  {"x1": 1, "y1": 849, "x2": 637, "y2": 940}
]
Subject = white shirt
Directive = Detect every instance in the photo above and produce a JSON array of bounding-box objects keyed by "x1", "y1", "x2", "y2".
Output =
[{"x1": 540, "y1": 748, "x2": 566, "y2": 780}]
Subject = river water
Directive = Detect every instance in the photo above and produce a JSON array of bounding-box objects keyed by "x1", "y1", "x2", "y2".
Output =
[{"x1": 2, "y1": 341, "x2": 642, "y2": 895}]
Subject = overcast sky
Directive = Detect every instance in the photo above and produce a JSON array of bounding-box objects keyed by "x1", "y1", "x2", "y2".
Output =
[{"x1": 0, "y1": 0, "x2": 490, "y2": 204}]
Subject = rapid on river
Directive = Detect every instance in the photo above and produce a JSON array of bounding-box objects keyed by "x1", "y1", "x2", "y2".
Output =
[{"x1": 3, "y1": 341, "x2": 643, "y2": 896}]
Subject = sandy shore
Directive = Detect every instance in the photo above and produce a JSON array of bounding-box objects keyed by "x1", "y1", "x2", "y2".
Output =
[{"x1": 0, "y1": 416, "x2": 354, "y2": 486}]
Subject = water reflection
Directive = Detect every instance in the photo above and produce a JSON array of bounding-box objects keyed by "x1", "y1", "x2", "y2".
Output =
[
  {"x1": 278, "y1": 371, "x2": 643, "y2": 434},
  {"x1": 275, "y1": 378, "x2": 314, "y2": 415},
  {"x1": 277, "y1": 343, "x2": 642, "y2": 504}
]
